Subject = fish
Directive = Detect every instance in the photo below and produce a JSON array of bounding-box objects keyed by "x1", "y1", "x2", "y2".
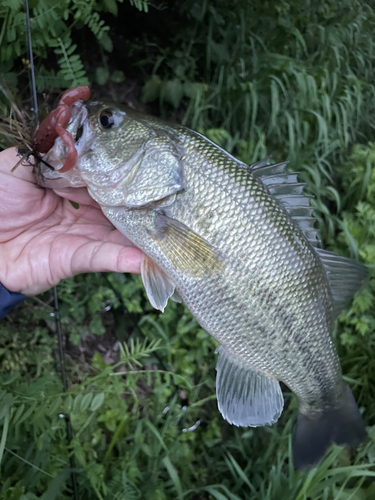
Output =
[{"x1": 37, "y1": 97, "x2": 368, "y2": 469}]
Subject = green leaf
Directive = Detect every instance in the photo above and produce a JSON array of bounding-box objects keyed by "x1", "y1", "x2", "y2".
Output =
[
  {"x1": 3, "y1": 0, "x2": 23, "y2": 10},
  {"x1": 80, "y1": 393, "x2": 93, "y2": 412},
  {"x1": 141, "y1": 75, "x2": 162, "y2": 104},
  {"x1": 161, "y1": 79, "x2": 184, "y2": 108},
  {"x1": 183, "y1": 81, "x2": 205, "y2": 99},
  {"x1": 111, "y1": 70, "x2": 125, "y2": 83},
  {"x1": 17, "y1": 401, "x2": 37, "y2": 425},
  {"x1": 69, "y1": 200, "x2": 80, "y2": 210},
  {"x1": 103, "y1": 0, "x2": 118, "y2": 16},
  {"x1": 99, "y1": 33, "x2": 114, "y2": 52},
  {"x1": 162, "y1": 456, "x2": 183, "y2": 500},
  {"x1": 90, "y1": 392, "x2": 105, "y2": 411},
  {"x1": 11, "y1": 403, "x2": 25, "y2": 425},
  {"x1": 95, "y1": 66, "x2": 109, "y2": 86},
  {"x1": 73, "y1": 394, "x2": 83, "y2": 413},
  {"x1": 40, "y1": 469, "x2": 71, "y2": 500},
  {"x1": 63, "y1": 394, "x2": 73, "y2": 414},
  {"x1": 1, "y1": 372, "x2": 20, "y2": 385},
  {"x1": 47, "y1": 397, "x2": 62, "y2": 416},
  {"x1": 0, "y1": 394, "x2": 14, "y2": 420},
  {"x1": 0, "y1": 410, "x2": 10, "y2": 466}
]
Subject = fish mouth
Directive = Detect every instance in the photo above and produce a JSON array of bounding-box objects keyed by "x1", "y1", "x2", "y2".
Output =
[{"x1": 37, "y1": 101, "x2": 92, "y2": 188}]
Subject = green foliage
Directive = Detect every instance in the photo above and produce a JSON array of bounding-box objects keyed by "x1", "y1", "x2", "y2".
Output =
[
  {"x1": 0, "y1": 0, "x2": 149, "y2": 90},
  {"x1": 3, "y1": 286, "x2": 375, "y2": 499},
  {"x1": 2, "y1": 0, "x2": 375, "y2": 498},
  {"x1": 50, "y1": 35, "x2": 89, "y2": 87},
  {"x1": 129, "y1": 0, "x2": 149, "y2": 12},
  {"x1": 320, "y1": 143, "x2": 375, "y2": 426},
  {"x1": 140, "y1": 0, "x2": 375, "y2": 239}
]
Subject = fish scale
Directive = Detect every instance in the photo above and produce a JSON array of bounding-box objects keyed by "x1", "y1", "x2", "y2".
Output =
[
  {"x1": 122, "y1": 131, "x2": 339, "y2": 402},
  {"x1": 40, "y1": 99, "x2": 367, "y2": 469}
]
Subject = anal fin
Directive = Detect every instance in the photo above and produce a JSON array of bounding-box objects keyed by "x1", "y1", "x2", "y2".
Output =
[{"x1": 215, "y1": 346, "x2": 284, "y2": 427}]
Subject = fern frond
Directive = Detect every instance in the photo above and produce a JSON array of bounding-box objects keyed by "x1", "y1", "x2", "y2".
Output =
[
  {"x1": 119, "y1": 338, "x2": 162, "y2": 367},
  {"x1": 129, "y1": 0, "x2": 149, "y2": 13},
  {"x1": 108, "y1": 472, "x2": 142, "y2": 500},
  {"x1": 84, "y1": 11, "x2": 109, "y2": 40},
  {"x1": 52, "y1": 36, "x2": 89, "y2": 87},
  {"x1": 110, "y1": 369, "x2": 192, "y2": 389}
]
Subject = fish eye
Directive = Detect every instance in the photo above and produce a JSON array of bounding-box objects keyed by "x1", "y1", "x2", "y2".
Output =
[{"x1": 99, "y1": 110, "x2": 115, "y2": 129}]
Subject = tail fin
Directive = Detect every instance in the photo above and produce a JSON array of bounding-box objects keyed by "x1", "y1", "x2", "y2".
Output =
[{"x1": 293, "y1": 385, "x2": 366, "y2": 470}]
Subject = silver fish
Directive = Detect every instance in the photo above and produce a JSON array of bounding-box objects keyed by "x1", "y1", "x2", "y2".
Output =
[{"x1": 39, "y1": 99, "x2": 367, "y2": 468}]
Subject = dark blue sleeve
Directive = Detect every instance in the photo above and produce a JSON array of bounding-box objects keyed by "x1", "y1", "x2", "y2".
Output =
[{"x1": 0, "y1": 283, "x2": 25, "y2": 321}]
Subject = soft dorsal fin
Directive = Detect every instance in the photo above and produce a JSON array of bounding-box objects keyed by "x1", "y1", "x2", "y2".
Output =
[
  {"x1": 250, "y1": 158, "x2": 320, "y2": 246},
  {"x1": 315, "y1": 248, "x2": 368, "y2": 320},
  {"x1": 215, "y1": 346, "x2": 284, "y2": 427}
]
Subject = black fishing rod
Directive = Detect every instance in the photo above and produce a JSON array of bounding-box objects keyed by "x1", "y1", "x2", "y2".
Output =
[{"x1": 23, "y1": 1, "x2": 79, "y2": 498}]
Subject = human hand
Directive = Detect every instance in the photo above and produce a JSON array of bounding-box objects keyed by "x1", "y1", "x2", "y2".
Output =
[{"x1": 0, "y1": 148, "x2": 142, "y2": 295}]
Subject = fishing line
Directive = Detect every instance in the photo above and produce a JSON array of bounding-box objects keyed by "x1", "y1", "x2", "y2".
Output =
[
  {"x1": 54, "y1": 288, "x2": 79, "y2": 500},
  {"x1": 23, "y1": 1, "x2": 79, "y2": 498},
  {"x1": 24, "y1": 0, "x2": 37, "y2": 116}
]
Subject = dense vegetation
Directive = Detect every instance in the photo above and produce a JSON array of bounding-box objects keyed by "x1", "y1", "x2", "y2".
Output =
[{"x1": 1, "y1": 0, "x2": 375, "y2": 498}]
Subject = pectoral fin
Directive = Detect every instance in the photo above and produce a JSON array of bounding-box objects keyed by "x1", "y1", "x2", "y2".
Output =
[
  {"x1": 216, "y1": 346, "x2": 284, "y2": 426},
  {"x1": 141, "y1": 254, "x2": 176, "y2": 312},
  {"x1": 148, "y1": 212, "x2": 222, "y2": 278}
]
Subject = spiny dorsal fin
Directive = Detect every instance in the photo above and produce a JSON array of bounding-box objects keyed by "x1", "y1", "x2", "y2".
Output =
[
  {"x1": 267, "y1": 182, "x2": 306, "y2": 196},
  {"x1": 215, "y1": 346, "x2": 284, "y2": 427},
  {"x1": 250, "y1": 159, "x2": 287, "y2": 177},
  {"x1": 315, "y1": 248, "x2": 368, "y2": 320},
  {"x1": 248, "y1": 157, "x2": 272, "y2": 170},
  {"x1": 250, "y1": 158, "x2": 320, "y2": 246}
]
